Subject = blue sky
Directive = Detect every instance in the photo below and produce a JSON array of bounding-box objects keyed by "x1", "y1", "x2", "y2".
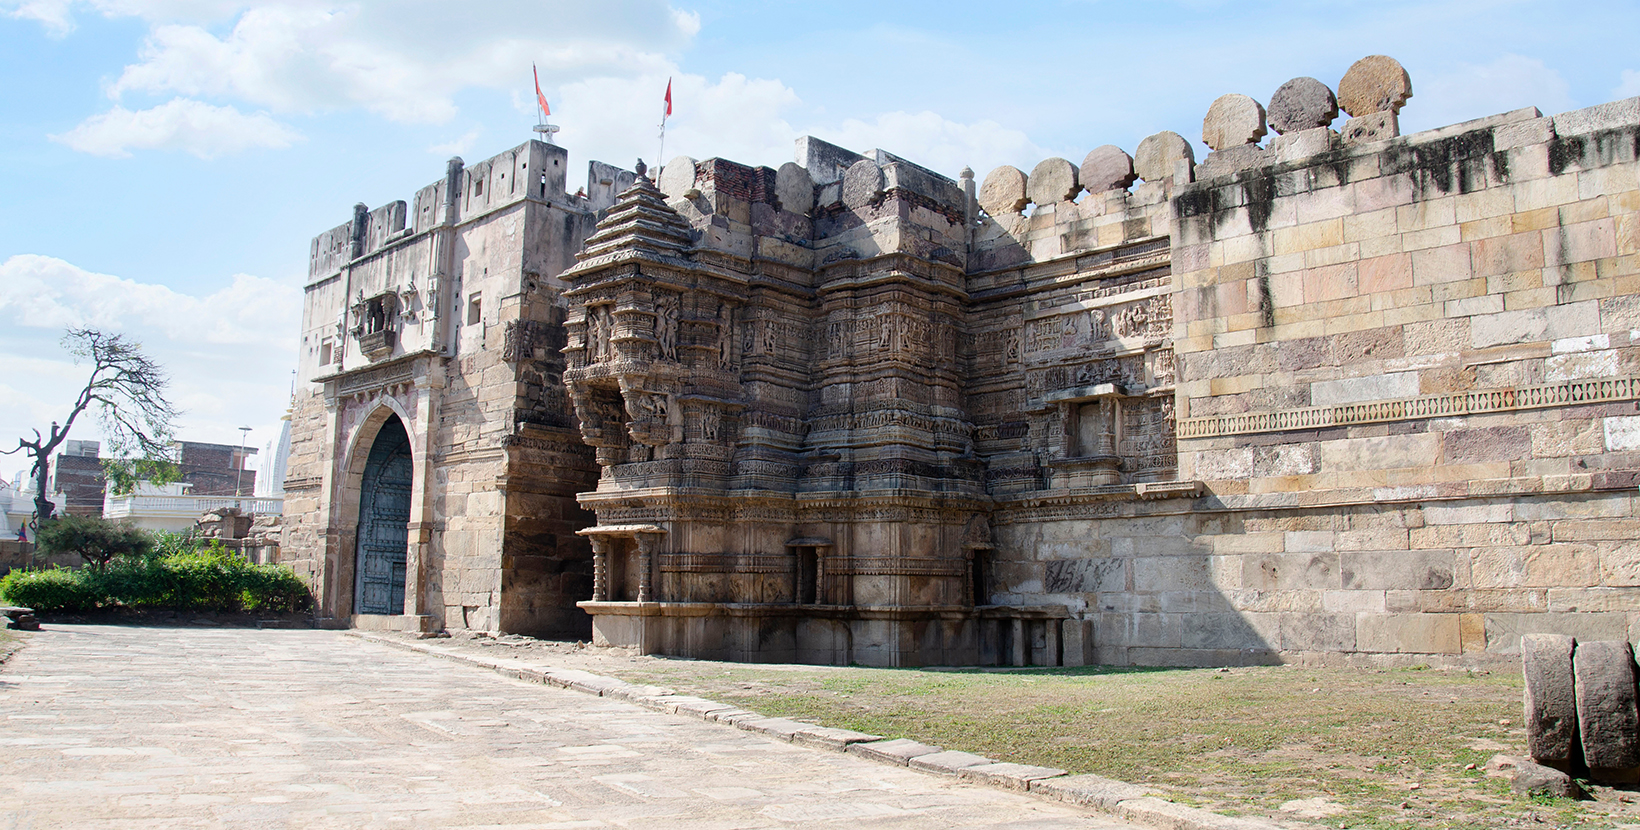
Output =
[{"x1": 1, "y1": 0, "x2": 1637, "y2": 480}]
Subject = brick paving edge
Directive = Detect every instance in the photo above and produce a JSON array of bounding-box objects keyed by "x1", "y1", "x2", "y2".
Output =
[{"x1": 346, "y1": 631, "x2": 1295, "y2": 830}]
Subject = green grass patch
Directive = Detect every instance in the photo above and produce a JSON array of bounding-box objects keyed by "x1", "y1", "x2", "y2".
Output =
[{"x1": 575, "y1": 658, "x2": 1614, "y2": 829}]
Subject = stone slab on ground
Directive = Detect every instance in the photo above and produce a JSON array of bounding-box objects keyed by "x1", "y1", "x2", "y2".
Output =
[
  {"x1": 736, "y1": 715, "x2": 813, "y2": 741},
  {"x1": 1116, "y1": 796, "x2": 1291, "y2": 830},
  {"x1": 1573, "y1": 639, "x2": 1640, "y2": 771},
  {"x1": 909, "y1": 749, "x2": 996, "y2": 774},
  {"x1": 1521, "y1": 632, "x2": 1579, "y2": 763},
  {"x1": 848, "y1": 737, "x2": 943, "y2": 766},
  {"x1": 792, "y1": 725, "x2": 884, "y2": 751},
  {"x1": 0, "y1": 625, "x2": 1139, "y2": 830},
  {"x1": 958, "y1": 761, "x2": 1068, "y2": 791},
  {"x1": 1031, "y1": 773, "x2": 1157, "y2": 810}
]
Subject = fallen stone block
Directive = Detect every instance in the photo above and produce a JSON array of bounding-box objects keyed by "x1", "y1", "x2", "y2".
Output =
[
  {"x1": 790, "y1": 725, "x2": 883, "y2": 751},
  {"x1": 907, "y1": 749, "x2": 993, "y2": 775},
  {"x1": 1573, "y1": 640, "x2": 1640, "y2": 772},
  {"x1": 1029, "y1": 773, "x2": 1155, "y2": 810},
  {"x1": 1521, "y1": 633, "x2": 1578, "y2": 763},
  {"x1": 1512, "y1": 758, "x2": 1587, "y2": 800},
  {"x1": 956, "y1": 761, "x2": 1066, "y2": 791}
]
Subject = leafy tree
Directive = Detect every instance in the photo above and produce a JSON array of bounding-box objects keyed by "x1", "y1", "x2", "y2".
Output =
[
  {"x1": 1, "y1": 328, "x2": 180, "y2": 524},
  {"x1": 35, "y1": 514, "x2": 152, "y2": 570}
]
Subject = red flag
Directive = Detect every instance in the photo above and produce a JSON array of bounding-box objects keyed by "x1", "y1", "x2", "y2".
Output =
[
  {"x1": 533, "y1": 64, "x2": 550, "y2": 117},
  {"x1": 664, "y1": 78, "x2": 672, "y2": 118}
]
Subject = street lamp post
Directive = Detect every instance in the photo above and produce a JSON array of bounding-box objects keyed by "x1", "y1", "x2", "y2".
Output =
[{"x1": 235, "y1": 426, "x2": 252, "y2": 507}]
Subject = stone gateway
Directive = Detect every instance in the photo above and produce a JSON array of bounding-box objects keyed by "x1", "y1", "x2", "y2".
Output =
[{"x1": 281, "y1": 59, "x2": 1640, "y2": 668}]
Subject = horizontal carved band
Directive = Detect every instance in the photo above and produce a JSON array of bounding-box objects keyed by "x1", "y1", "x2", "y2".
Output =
[{"x1": 1179, "y1": 376, "x2": 1640, "y2": 439}]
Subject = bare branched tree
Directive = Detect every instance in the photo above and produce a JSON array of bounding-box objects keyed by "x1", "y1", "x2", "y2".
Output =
[{"x1": 1, "y1": 329, "x2": 179, "y2": 524}]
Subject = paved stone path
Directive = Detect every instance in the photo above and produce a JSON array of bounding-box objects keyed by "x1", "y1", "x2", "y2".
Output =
[{"x1": 0, "y1": 625, "x2": 1138, "y2": 829}]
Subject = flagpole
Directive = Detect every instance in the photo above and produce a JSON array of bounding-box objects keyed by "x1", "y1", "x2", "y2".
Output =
[{"x1": 656, "y1": 77, "x2": 671, "y2": 178}]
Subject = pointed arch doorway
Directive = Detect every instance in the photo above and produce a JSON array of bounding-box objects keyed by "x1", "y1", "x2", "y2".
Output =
[{"x1": 355, "y1": 414, "x2": 413, "y2": 615}]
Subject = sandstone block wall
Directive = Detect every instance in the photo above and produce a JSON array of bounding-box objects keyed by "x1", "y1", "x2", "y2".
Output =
[{"x1": 995, "y1": 96, "x2": 1640, "y2": 665}]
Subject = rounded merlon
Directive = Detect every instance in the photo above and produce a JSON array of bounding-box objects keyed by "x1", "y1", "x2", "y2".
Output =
[
  {"x1": 1268, "y1": 77, "x2": 1339, "y2": 134},
  {"x1": 1202, "y1": 93, "x2": 1268, "y2": 151},
  {"x1": 659, "y1": 156, "x2": 699, "y2": 199},
  {"x1": 775, "y1": 162, "x2": 815, "y2": 215},
  {"x1": 1134, "y1": 131, "x2": 1195, "y2": 183},
  {"x1": 1027, "y1": 158, "x2": 1079, "y2": 206},
  {"x1": 977, "y1": 165, "x2": 1029, "y2": 216},
  {"x1": 841, "y1": 159, "x2": 886, "y2": 208},
  {"x1": 1079, "y1": 145, "x2": 1136, "y2": 194},
  {"x1": 1337, "y1": 55, "x2": 1413, "y2": 117}
]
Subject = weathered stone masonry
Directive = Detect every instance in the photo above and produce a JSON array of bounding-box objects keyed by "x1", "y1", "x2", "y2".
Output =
[{"x1": 284, "y1": 56, "x2": 1640, "y2": 666}]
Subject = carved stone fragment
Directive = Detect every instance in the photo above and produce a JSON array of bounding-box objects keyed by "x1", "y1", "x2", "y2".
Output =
[{"x1": 1521, "y1": 633, "x2": 1578, "y2": 764}]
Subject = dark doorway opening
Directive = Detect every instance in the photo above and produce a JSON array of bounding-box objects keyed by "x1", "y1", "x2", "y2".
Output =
[
  {"x1": 796, "y1": 547, "x2": 818, "y2": 604},
  {"x1": 969, "y1": 549, "x2": 990, "y2": 606},
  {"x1": 355, "y1": 415, "x2": 412, "y2": 615}
]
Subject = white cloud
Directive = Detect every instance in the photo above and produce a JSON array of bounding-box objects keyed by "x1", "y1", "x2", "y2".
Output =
[
  {"x1": 95, "y1": 1, "x2": 695, "y2": 124},
  {"x1": 5, "y1": 0, "x2": 75, "y2": 34},
  {"x1": 1617, "y1": 69, "x2": 1640, "y2": 99},
  {"x1": 0, "y1": 255, "x2": 299, "y2": 349},
  {"x1": 428, "y1": 128, "x2": 481, "y2": 157},
  {"x1": 0, "y1": 255, "x2": 301, "y2": 453},
  {"x1": 51, "y1": 97, "x2": 301, "y2": 158},
  {"x1": 1407, "y1": 54, "x2": 1575, "y2": 132}
]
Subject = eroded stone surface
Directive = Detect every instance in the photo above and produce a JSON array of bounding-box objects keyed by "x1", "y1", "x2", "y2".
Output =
[
  {"x1": 775, "y1": 161, "x2": 815, "y2": 215},
  {"x1": 1573, "y1": 640, "x2": 1640, "y2": 771},
  {"x1": 978, "y1": 165, "x2": 1030, "y2": 216},
  {"x1": 1337, "y1": 55, "x2": 1413, "y2": 117},
  {"x1": 1522, "y1": 633, "x2": 1578, "y2": 763},
  {"x1": 1342, "y1": 111, "x2": 1400, "y2": 144},
  {"x1": 1512, "y1": 758, "x2": 1587, "y2": 799},
  {"x1": 659, "y1": 155, "x2": 699, "y2": 199},
  {"x1": 1028, "y1": 158, "x2": 1080, "y2": 205},
  {"x1": 1268, "y1": 77, "x2": 1339, "y2": 134},
  {"x1": 1134, "y1": 131, "x2": 1194, "y2": 183},
  {"x1": 1202, "y1": 93, "x2": 1268, "y2": 151},
  {"x1": 842, "y1": 159, "x2": 886, "y2": 208},
  {"x1": 1079, "y1": 146, "x2": 1137, "y2": 194}
]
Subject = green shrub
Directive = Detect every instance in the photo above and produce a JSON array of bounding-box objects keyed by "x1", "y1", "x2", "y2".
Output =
[
  {"x1": 0, "y1": 540, "x2": 312, "y2": 614},
  {"x1": 0, "y1": 567, "x2": 100, "y2": 612}
]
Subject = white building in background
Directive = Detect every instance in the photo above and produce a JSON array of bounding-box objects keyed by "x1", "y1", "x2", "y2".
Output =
[
  {"x1": 1, "y1": 471, "x2": 66, "y2": 542},
  {"x1": 104, "y1": 481, "x2": 282, "y2": 533},
  {"x1": 256, "y1": 412, "x2": 292, "y2": 499}
]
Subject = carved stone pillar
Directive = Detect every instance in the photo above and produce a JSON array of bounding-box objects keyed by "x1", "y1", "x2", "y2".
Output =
[
  {"x1": 589, "y1": 536, "x2": 611, "y2": 601},
  {"x1": 633, "y1": 533, "x2": 658, "y2": 602}
]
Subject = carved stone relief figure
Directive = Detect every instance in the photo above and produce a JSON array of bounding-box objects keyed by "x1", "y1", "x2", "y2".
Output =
[
  {"x1": 716, "y1": 304, "x2": 733, "y2": 369},
  {"x1": 655, "y1": 294, "x2": 679, "y2": 361},
  {"x1": 349, "y1": 291, "x2": 368, "y2": 337}
]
